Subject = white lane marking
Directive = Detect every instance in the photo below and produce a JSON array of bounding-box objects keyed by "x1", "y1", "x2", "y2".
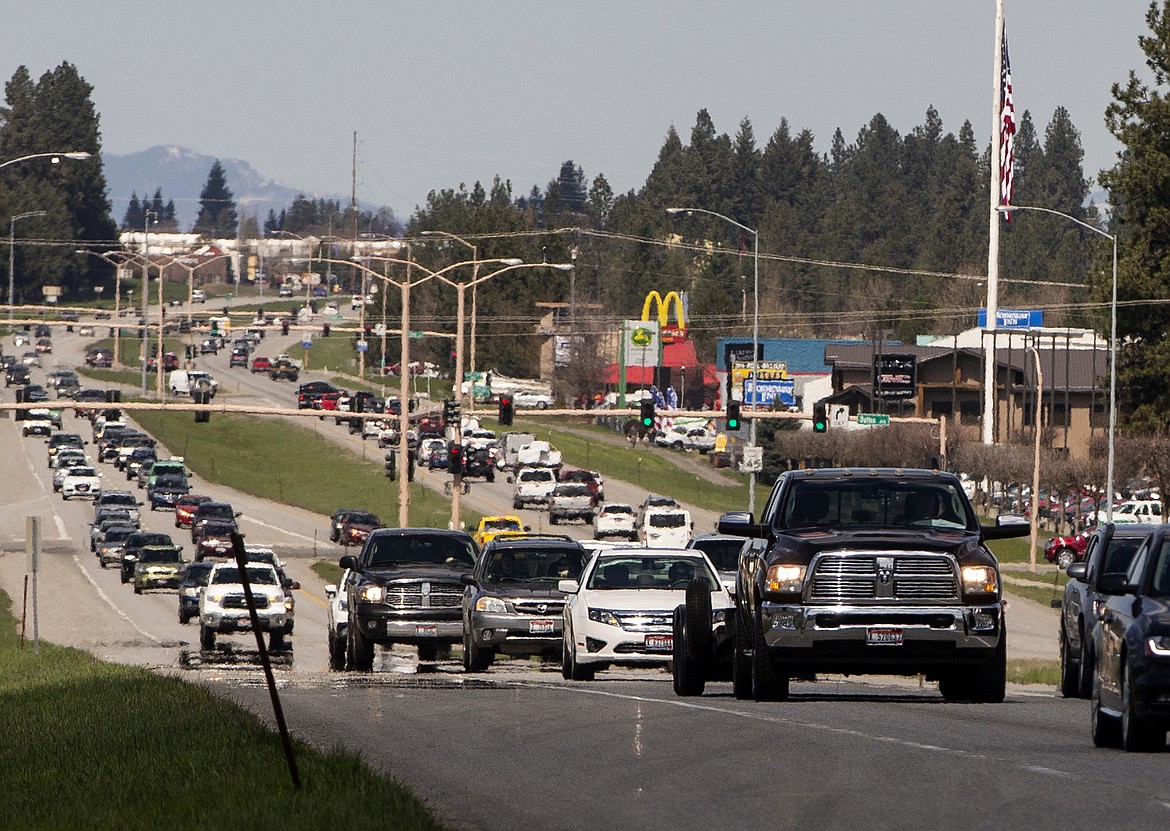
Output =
[
  {"x1": 54, "y1": 514, "x2": 68, "y2": 540},
  {"x1": 518, "y1": 681, "x2": 1089, "y2": 779},
  {"x1": 245, "y1": 516, "x2": 317, "y2": 543},
  {"x1": 72, "y1": 554, "x2": 161, "y2": 644},
  {"x1": 18, "y1": 453, "x2": 71, "y2": 541}
]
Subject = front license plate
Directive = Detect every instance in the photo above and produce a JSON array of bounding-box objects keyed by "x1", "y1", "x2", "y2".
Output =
[
  {"x1": 529, "y1": 619, "x2": 555, "y2": 634},
  {"x1": 645, "y1": 634, "x2": 672, "y2": 651},
  {"x1": 415, "y1": 624, "x2": 437, "y2": 636},
  {"x1": 866, "y1": 627, "x2": 903, "y2": 646}
]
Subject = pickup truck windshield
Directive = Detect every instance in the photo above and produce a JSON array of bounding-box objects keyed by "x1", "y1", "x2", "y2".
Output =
[
  {"x1": 780, "y1": 481, "x2": 972, "y2": 531},
  {"x1": 367, "y1": 536, "x2": 476, "y2": 568},
  {"x1": 485, "y1": 547, "x2": 584, "y2": 582}
]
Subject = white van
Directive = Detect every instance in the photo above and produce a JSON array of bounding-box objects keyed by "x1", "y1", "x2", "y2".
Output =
[
  {"x1": 638, "y1": 508, "x2": 694, "y2": 548},
  {"x1": 168, "y1": 370, "x2": 219, "y2": 398}
]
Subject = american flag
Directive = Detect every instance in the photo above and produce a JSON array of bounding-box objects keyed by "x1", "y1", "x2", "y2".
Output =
[{"x1": 999, "y1": 29, "x2": 1016, "y2": 217}]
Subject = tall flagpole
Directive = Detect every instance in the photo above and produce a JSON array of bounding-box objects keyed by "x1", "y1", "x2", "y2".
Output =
[{"x1": 983, "y1": 0, "x2": 1006, "y2": 444}]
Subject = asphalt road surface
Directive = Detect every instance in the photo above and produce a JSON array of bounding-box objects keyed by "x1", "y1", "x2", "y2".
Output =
[{"x1": 3, "y1": 320, "x2": 1167, "y2": 831}]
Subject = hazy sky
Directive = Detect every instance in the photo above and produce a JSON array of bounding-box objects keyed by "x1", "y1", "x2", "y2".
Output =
[{"x1": 2, "y1": 1, "x2": 1154, "y2": 220}]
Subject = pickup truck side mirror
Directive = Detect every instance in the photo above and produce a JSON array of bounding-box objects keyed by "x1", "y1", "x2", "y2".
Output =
[
  {"x1": 460, "y1": 573, "x2": 476, "y2": 586},
  {"x1": 558, "y1": 579, "x2": 579, "y2": 594},
  {"x1": 717, "y1": 511, "x2": 760, "y2": 538},
  {"x1": 324, "y1": 584, "x2": 337, "y2": 599},
  {"x1": 339, "y1": 555, "x2": 358, "y2": 571},
  {"x1": 1066, "y1": 562, "x2": 1088, "y2": 581}
]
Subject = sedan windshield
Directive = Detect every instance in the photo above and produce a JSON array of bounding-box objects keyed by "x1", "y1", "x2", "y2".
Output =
[
  {"x1": 586, "y1": 555, "x2": 717, "y2": 590},
  {"x1": 139, "y1": 548, "x2": 182, "y2": 564}
]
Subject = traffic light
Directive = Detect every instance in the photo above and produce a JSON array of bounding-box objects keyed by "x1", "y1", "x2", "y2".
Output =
[
  {"x1": 640, "y1": 397, "x2": 655, "y2": 429},
  {"x1": 498, "y1": 394, "x2": 514, "y2": 426},
  {"x1": 448, "y1": 443, "x2": 464, "y2": 474},
  {"x1": 726, "y1": 400, "x2": 741, "y2": 431},
  {"x1": 443, "y1": 398, "x2": 461, "y2": 425},
  {"x1": 812, "y1": 402, "x2": 828, "y2": 433}
]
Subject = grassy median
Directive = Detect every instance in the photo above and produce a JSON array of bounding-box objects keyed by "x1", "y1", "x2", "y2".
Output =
[{"x1": 0, "y1": 590, "x2": 442, "y2": 830}]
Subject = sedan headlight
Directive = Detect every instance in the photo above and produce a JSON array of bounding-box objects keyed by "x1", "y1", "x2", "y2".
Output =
[
  {"x1": 766, "y1": 564, "x2": 807, "y2": 594},
  {"x1": 1146, "y1": 635, "x2": 1170, "y2": 657},
  {"x1": 587, "y1": 608, "x2": 622, "y2": 628},
  {"x1": 961, "y1": 566, "x2": 999, "y2": 595},
  {"x1": 475, "y1": 596, "x2": 508, "y2": 613},
  {"x1": 357, "y1": 585, "x2": 384, "y2": 603}
]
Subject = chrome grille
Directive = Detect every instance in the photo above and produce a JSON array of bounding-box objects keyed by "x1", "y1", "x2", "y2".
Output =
[
  {"x1": 513, "y1": 600, "x2": 565, "y2": 615},
  {"x1": 613, "y1": 610, "x2": 673, "y2": 633},
  {"x1": 222, "y1": 594, "x2": 270, "y2": 610},
  {"x1": 384, "y1": 581, "x2": 463, "y2": 609},
  {"x1": 809, "y1": 553, "x2": 957, "y2": 602}
]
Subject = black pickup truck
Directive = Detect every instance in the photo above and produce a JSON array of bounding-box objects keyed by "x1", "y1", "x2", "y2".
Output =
[
  {"x1": 713, "y1": 468, "x2": 1027, "y2": 703},
  {"x1": 1059, "y1": 522, "x2": 1155, "y2": 698},
  {"x1": 339, "y1": 528, "x2": 479, "y2": 670}
]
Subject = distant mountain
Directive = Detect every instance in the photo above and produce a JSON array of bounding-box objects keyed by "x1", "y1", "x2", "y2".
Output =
[{"x1": 102, "y1": 145, "x2": 359, "y2": 232}]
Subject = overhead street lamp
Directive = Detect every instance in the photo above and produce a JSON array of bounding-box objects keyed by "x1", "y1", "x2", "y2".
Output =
[
  {"x1": 998, "y1": 204, "x2": 1118, "y2": 522},
  {"x1": 76, "y1": 248, "x2": 142, "y2": 367},
  {"x1": 140, "y1": 211, "x2": 159, "y2": 394},
  {"x1": 667, "y1": 206, "x2": 761, "y2": 516},
  {"x1": 0, "y1": 150, "x2": 91, "y2": 171},
  {"x1": 8, "y1": 210, "x2": 48, "y2": 323},
  {"x1": 420, "y1": 230, "x2": 478, "y2": 406}
]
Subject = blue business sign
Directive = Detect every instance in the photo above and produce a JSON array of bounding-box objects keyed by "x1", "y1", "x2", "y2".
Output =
[
  {"x1": 978, "y1": 309, "x2": 1043, "y2": 329},
  {"x1": 744, "y1": 379, "x2": 795, "y2": 407}
]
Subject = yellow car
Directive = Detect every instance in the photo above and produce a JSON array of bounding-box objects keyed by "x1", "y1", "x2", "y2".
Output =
[{"x1": 474, "y1": 516, "x2": 529, "y2": 548}]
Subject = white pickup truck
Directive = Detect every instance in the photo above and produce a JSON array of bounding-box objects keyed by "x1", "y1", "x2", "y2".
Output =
[
  {"x1": 198, "y1": 561, "x2": 293, "y2": 651},
  {"x1": 512, "y1": 467, "x2": 558, "y2": 510}
]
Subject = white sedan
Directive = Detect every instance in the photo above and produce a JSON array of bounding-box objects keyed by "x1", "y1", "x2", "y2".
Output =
[
  {"x1": 513, "y1": 390, "x2": 554, "y2": 409},
  {"x1": 559, "y1": 548, "x2": 733, "y2": 680},
  {"x1": 61, "y1": 466, "x2": 103, "y2": 500}
]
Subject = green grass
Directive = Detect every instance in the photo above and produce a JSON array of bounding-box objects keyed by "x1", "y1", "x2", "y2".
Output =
[
  {"x1": 313, "y1": 561, "x2": 344, "y2": 585},
  {"x1": 0, "y1": 590, "x2": 443, "y2": 830},
  {"x1": 129, "y1": 411, "x2": 457, "y2": 530},
  {"x1": 1007, "y1": 659, "x2": 1060, "y2": 687}
]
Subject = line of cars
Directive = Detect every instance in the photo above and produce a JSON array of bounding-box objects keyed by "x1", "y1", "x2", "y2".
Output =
[
  {"x1": 1056, "y1": 521, "x2": 1170, "y2": 751},
  {"x1": 323, "y1": 526, "x2": 733, "y2": 680}
]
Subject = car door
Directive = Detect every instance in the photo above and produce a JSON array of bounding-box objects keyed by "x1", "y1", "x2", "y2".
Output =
[
  {"x1": 1098, "y1": 536, "x2": 1154, "y2": 707},
  {"x1": 1066, "y1": 532, "x2": 1102, "y2": 655}
]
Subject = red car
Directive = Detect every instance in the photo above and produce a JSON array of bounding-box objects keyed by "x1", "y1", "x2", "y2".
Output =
[
  {"x1": 174, "y1": 494, "x2": 213, "y2": 529},
  {"x1": 250, "y1": 356, "x2": 272, "y2": 374},
  {"x1": 1044, "y1": 526, "x2": 1096, "y2": 568},
  {"x1": 317, "y1": 391, "x2": 348, "y2": 412}
]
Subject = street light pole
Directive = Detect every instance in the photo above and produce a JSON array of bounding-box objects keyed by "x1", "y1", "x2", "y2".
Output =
[
  {"x1": 420, "y1": 230, "x2": 477, "y2": 409},
  {"x1": 140, "y1": 211, "x2": 158, "y2": 394},
  {"x1": 997, "y1": 204, "x2": 1118, "y2": 521},
  {"x1": 0, "y1": 150, "x2": 90, "y2": 171},
  {"x1": 8, "y1": 210, "x2": 48, "y2": 323},
  {"x1": 1027, "y1": 346, "x2": 1042, "y2": 574},
  {"x1": 667, "y1": 206, "x2": 761, "y2": 516}
]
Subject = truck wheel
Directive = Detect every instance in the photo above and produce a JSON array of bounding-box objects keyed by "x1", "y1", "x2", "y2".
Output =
[
  {"x1": 463, "y1": 631, "x2": 494, "y2": 673},
  {"x1": 732, "y1": 608, "x2": 752, "y2": 700},
  {"x1": 348, "y1": 623, "x2": 375, "y2": 671},
  {"x1": 328, "y1": 633, "x2": 347, "y2": 671},
  {"x1": 486, "y1": 469, "x2": 495, "y2": 483},
  {"x1": 178, "y1": 608, "x2": 190, "y2": 625},
  {"x1": 672, "y1": 606, "x2": 705, "y2": 696},
  {"x1": 269, "y1": 631, "x2": 287, "y2": 652},
  {"x1": 1059, "y1": 624, "x2": 1080, "y2": 698},
  {"x1": 513, "y1": 499, "x2": 523, "y2": 510},
  {"x1": 199, "y1": 625, "x2": 215, "y2": 650},
  {"x1": 751, "y1": 610, "x2": 789, "y2": 702},
  {"x1": 1122, "y1": 661, "x2": 1165, "y2": 752},
  {"x1": 684, "y1": 579, "x2": 713, "y2": 659},
  {"x1": 549, "y1": 514, "x2": 559, "y2": 525},
  {"x1": 1056, "y1": 548, "x2": 1076, "y2": 570}
]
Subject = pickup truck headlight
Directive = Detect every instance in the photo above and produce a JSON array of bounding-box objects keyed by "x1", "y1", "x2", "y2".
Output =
[
  {"x1": 475, "y1": 596, "x2": 508, "y2": 613},
  {"x1": 961, "y1": 566, "x2": 998, "y2": 595},
  {"x1": 205, "y1": 591, "x2": 224, "y2": 603},
  {"x1": 357, "y1": 585, "x2": 384, "y2": 603},
  {"x1": 766, "y1": 564, "x2": 806, "y2": 594},
  {"x1": 1146, "y1": 635, "x2": 1170, "y2": 657},
  {"x1": 588, "y1": 608, "x2": 622, "y2": 628}
]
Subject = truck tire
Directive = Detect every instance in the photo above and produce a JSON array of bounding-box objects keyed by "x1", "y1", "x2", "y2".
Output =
[
  {"x1": 348, "y1": 622, "x2": 375, "y2": 671},
  {"x1": 752, "y1": 610, "x2": 789, "y2": 702},
  {"x1": 462, "y1": 631, "x2": 494, "y2": 673},
  {"x1": 684, "y1": 579, "x2": 713, "y2": 659},
  {"x1": 269, "y1": 631, "x2": 287, "y2": 652},
  {"x1": 328, "y1": 633, "x2": 347, "y2": 671},
  {"x1": 672, "y1": 606, "x2": 705, "y2": 696},
  {"x1": 732, "y1": 608, "x2": 752, "y2": 700},
  {"x1": 199, "y1": 625, "x2": 215, "y2": 650},
  {"x1": 940, "y1": 632, "x2": 1007, "y2": 703}
]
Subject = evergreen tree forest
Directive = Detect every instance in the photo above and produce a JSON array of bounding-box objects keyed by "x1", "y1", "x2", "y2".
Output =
[
  {"x1": 0, "y1": 62, "x2": 116, "y2": 304},
  {"x1": 192, "y1": 160, "x2": 238, "y2": 238}
]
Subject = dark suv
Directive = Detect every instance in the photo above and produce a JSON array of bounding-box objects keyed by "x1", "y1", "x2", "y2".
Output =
[
  {"x1": 339, "y1": 528, "x2": 479, "y2": 670},
  {"x1": 297, "y1": 380, "x2": 338, "y2": 409},
  {"x1": 460, "y1": 535, "x2": 586, "y2": 672},
  {"x1": 190, "y1": 501, "x2": 240, "y2": 542}
]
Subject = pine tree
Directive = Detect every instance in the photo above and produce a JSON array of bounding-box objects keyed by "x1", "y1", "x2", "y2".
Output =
[
  {"x1": 192, "y1": 160, "x2": 238, "y2": 238},
  {"x1": 123, "y1": 192, "x2": 143, "y2": 231}
]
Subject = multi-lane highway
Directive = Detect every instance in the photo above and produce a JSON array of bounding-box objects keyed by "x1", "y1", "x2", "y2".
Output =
[{"x1": 2, "y1": 319, "x2": 1168, "y2": 831}]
